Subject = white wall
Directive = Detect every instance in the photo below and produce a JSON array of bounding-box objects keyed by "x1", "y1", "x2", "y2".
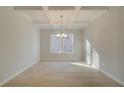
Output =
[
  {"x1": 82, "y1": 7, "x2": 124, "y2": 85},
  {"x1": 0, "y1": 7, "x2": 40, "y2": 86},
  {"x1": 40, "y1": 30, "x2": 83, "y2": 61}
]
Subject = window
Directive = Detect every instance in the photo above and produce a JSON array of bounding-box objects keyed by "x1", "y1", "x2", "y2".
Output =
[
  {"x1": 51, "y1": 34, "x2": 61, "y2": 53},
  {"x1": 63, "y1": 34, "x2": 73, "y2": 53},
  {"x1": 51, "y1": 33, "x2": 73, "y2": 53}
]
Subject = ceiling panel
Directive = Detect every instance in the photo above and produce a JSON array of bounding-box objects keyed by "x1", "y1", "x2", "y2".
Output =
[
  {"x1": 15, "y1": 6, "x2": 43, "y2": 10},
  {"x1": 20, "y1": 10, "x2": 48, "y2": 23},
  {"x1": 80, "y1": 6, "x2": 109, "y2": 10},
  {"x1": 48, "y1": 6, "x2": 75, "y2": 10},
  {"x1": 75, "y1": 10, "x2": 107, "y2": 23},
  {"x1": 47, "y1": 11, "x2": 76, "y2": 24}
]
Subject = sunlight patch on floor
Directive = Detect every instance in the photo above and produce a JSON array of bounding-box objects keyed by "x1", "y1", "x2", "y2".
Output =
[{"x1": 71, "y1": 62, "x2": 97, "y2": 69}]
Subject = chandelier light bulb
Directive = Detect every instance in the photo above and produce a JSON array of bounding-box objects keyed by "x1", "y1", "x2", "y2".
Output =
[
  {"x1": 64, "y1": 34, "x2": 68, "y2": 37},
  {"x1": 61, "y1": 33, "x2": 65, "y2": 37},
  {"x1": 56, "y1": 34, "x2": 60, "y2": 37}
]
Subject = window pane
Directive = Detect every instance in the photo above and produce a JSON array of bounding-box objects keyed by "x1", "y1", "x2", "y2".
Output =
[
  {"x1": 63, "y1": 34, "x2": 73, "y2": 52},
  {"x1": 51, "y1": 34, "x2": 61, "y2": 53}
]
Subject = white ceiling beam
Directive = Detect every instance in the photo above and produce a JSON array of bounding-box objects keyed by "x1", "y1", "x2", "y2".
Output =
[
  {"x1": 42, "y1": 6, "x2": 54, "y2": 31},
  {"x1": 67, "y1": 6, "x2": 81, "y2": 30}
]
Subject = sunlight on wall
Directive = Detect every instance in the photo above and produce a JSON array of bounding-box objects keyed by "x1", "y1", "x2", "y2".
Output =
[
  {"x1": 92, "y1": 48, "x2": 99, "y2": 69},
  {"x1": 86, "y1": 40, "x2": 91, "y2": 65},
  {"x1": 71, "y1": 40, "x2": 99, "y2": 69},
  {"x1": 85, "y1": 40, "x2": 99, "y2": 69}
]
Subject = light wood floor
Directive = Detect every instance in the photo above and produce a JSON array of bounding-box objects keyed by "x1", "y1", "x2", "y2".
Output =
[{"x1": 3, "y1": 61, "x2": 122, "y2": 87}]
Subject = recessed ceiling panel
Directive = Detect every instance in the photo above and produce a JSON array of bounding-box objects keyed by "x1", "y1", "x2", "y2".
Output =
[
  {"x1": 15, "y1": 6, "x2": 43, "y2": 10},
  {"x1": 48, "y1": 6, "x2": 75, "y2": 10},
  {"x1": 19, "y1": 11, "x2": 48, "y2": 23},
  {"x1": 75, "y1": 10, "x2": 107, "y2": 23},
  {"x1": 80, "y1": 6, "x2": 109, "y2": 10},
  {"x1": 48, "y1": 11, "x2": 76, "y2": 24}
]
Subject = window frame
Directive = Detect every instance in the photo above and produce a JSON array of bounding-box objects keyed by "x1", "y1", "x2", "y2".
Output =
[{"x1": 50, "y1": 33, "x2": 74, "y2": 54}]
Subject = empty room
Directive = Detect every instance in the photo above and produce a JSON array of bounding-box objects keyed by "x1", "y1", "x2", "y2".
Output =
[{"x1": 0, "y1": 6, "x2": 124, "y2": 87}]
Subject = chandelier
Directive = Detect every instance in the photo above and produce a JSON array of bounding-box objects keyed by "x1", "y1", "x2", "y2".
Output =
[{"x1": 56, "y1": 15, "x2": 68, "y2": 38}]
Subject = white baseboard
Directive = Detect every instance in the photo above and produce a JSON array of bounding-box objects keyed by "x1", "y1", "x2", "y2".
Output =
[
  {"x1": 99, "y1": 69, "x2": 124, "y2": 86},
  {"x1": 0, "y1": 59, "x2": 40, "y2": 86}
]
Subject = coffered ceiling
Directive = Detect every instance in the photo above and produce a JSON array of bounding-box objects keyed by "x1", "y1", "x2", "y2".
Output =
[{"x1": 15, "y1": 6, "x2": 109, "y2": 31}]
